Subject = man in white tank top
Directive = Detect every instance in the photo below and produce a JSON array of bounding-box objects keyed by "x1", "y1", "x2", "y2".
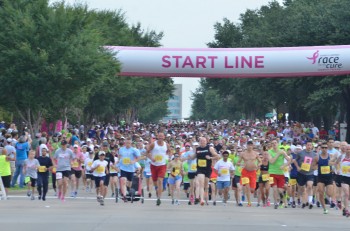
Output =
[{"x1": 146, "y1": 132, "x2": 171, "y2": 206}]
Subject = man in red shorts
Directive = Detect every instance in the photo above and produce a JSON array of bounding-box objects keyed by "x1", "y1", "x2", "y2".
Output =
[
  {"x1": 146, "y1": 132, "x2": 171, "y2": 206},
  {"x1": 237, "y1": 141, "x2": 261, "y2": 206}
]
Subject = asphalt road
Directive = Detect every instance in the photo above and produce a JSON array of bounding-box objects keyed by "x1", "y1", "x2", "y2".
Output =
[{"x1": 1, "y1": 189, "x2": 349, "y2": 231}]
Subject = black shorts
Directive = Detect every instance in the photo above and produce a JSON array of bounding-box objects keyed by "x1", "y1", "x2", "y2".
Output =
[
  {"x1": 341, "y1": 175, "x2": 350, "y2": 186},
  {"x1": 104, "y1": 174, "x2": 110, "y2": 186},
  {"x1": 197, "y1": 169, "x2": 211, "y2": 179},
  {"x1": 57, "y1": 170, "x2": 71, "y2": 179},
  {"x1": 296, "y1": 173, "x2": 314, "y2": 187},
  {"x1": 232, "y1": 175, "x2": 241, "y2": 188},
  {"x1": 313, "y1": 176, "x2": 318, "y2": 187},
  {"x1": 30, "y1": 177, "x2": 37, "y2": 187},
  {"x1": 317, "y1": 175, "x2": 333, "y2": 186},
  {"x1": 86, "y1": 174, "x2": 94, "y2": 180},
  {"x1": 120, "y1": 170, "x2": 134, "y2": 182},
  {"x1": 285, "y1": 177, "x2": 289, "y2": 185},
  {"x1": 94, "y1": 176, "x2": 106, "y2": 188},
  {"x1": 110, "y1": 173, "x2": 118, "y2": 177},
  {"x1": 335, "y1": 174, "x2": 342, "y2": 187},
  {"x1": 183, "y1": 182, "x2": 190, "y2": 191},
  {"x1": 188, "y1": 172, "x2": 197, "y2": 180},
  {"x1": 71, "y1": 169, "x2": 82, "y2": 179},
  {"x1": 1, "y1": 175, "x2": 11, "y2": 188}
]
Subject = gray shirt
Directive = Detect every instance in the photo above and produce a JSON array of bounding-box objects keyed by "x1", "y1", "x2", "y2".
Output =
[
  {"x1": 24, "y1": 158, "x2": 40, "y2": 179},
  {"x1": 54, "y1": 148, "x2": 75, "y2": 171},
  {"x1": 296, "y1": 149, "x2": 316, "y2": 175}
]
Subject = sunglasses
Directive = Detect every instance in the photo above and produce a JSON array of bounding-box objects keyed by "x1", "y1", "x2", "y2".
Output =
[{"x1": 321, "y1": 147, "x2": 327, "y2": 149}]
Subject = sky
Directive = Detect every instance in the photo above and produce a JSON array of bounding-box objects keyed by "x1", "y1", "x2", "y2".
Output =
[{"x1": 55, "y1": 0, "x2": 283, "y2": 118}]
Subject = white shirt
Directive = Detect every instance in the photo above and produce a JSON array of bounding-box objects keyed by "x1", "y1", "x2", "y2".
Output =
[
  {"x1": 214, "y1": 159, "x2": 235, "y2": 182},
  {"x1": 91, "y1": 159, "x2": 108, "y2": 177}
]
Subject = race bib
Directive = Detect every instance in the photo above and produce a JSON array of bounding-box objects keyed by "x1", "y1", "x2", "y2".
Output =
[
  {"x1": 301, "y1": 163, "x2": 311, "y2": 171},
  {"x1": 122, "y1": 158, "x2": 131, "y2": 165},
  {"x1": 284, "y1": 167, "x2": 289, "y2": 173},
  {"x1": 241, "y1": 177, "x2": 250, "y2": 185},
  {"x1": 190, "y1": 163, "x2": 197, "y2": 171},
  {"x1": 262, "y1": 174, "x2": 269, "y2": 181},
  {"x1": 52, "y1": 167, "x2": 56, "y2": 174},
  {"x1": 72, "y1": 161, "x2": 79, "y2": 168},
  {"x1": 289, "y1": 179, "x2": 297, "y2": 186},
  {"x1": 256, "y1": 169, "x2": 261, "y2": 176},
  {"x1": 173, "y1": 169, "x2": 180, "y2": 176},
  {"x1": 87, "y1": 162, "x2": 93, "y2": 167},
  {"x1": 38, "y1": 166, "x2": 46, "y2": 173},
  {"x1": 198, "y1": 159, "x2": 207, "y2": 167},
  {"x1": 320, "y1": 166, "x2": 331, "y2": 174},
  {"x1": 96, "y1": 166, "x2": 104, "y2": 173},
  {"x1": 342, "y1": 166, "x2": 350, "y2": 174},
  {"x1": 269, "y1": 177, "x2": 274, "y2": 184},
  {"x1": 56, "y1": 172, "x2": 62, "y2": 180},
  {"x1": 220, "y1": 168, "x2": 229, "y2": 175},
  {"x1": 154, "y1": 155, "x2": 163, "y2": 162}
]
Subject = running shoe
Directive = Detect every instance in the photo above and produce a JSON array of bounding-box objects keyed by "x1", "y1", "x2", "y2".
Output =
[
  {"x1": 156, "y1": 198, "x2": 161, "y2": 206},
  {"x1": 200, "y1": 201, "x2": 205, "y2": 206},
  {"x1": 316, "y1": 201, "x2": 320, "y2": 208},
  {"x1": 148, "y1": 192, "x2": 152, "y2": 198},
  {"x1": 238, "y1": 203, "x2": 243, "y2": 207},
  {"x1": 274, "y1": 203, "x2": 278, "y2": 209},
  {"x1": 30, "y1": 195, "x2": 35, "y2": 200},
  {"x1": 86, "y1": 187, "x2": 89, "y2": 193},
  {"x1": 324, "y1": 209, "x2": 328, "y2": 214},
  {"x1": 309, "y1": 204, "x2": 313, "y2": 209},
  {"x1": 100, "y1": 197, "x2": 104, "y2": 206},
  {"x1": 337, "y1": 201, "x2": 342, "y2": 210},
  {"x1": 213, "y1": 201, "x2": 216, "y2": 206},
  {"x1": 171, "y1": 199, "x2": 175, "y2": 205},
  {"x1": 58, "y1": 191, "x2": 62, "y2": 200},
  {"x1": 330, "y1": 202, "x2": 336, "y2": 208},
  {"x1": 267, "y1": 199, "x2": 271, "y2": 207},
  {"x1": 175, "y1": 200, "x2": 180, "y2": 205},
  {"x1": 74, "y1": 191, "x2": 77, "y2": 198},
  {"x1": 263, "y1": 203, "x2": 267, "y2": 208},
  {"x1": 302, "y1": 203, "x2": 306, "y2": 209},
  {"x1": 292, "y1": 201, "x2": 296, "y2": 208},
  {"x1": 257, "y1": 203, "x2": 260, "y2": 207},
  {"x1": 345, "y1": 210, "x2": 350, "y2": 218},
  {"x1": 247, "y1": 202, "x2": 252, "y2": 207},
  {"x1": 195, "y1": 198, "x2": 200, "y2": 205},
  {"x1": 70, "y1": 192, "x2": 75, "y2": 197},
  {"x1": 27, "y1": 191, "x2": 31, "y2": 197},
  {"x1": 111, "y1": 193, "x2": 115, "y2": 197},
  {"x1": 122, "y1": 196, "x2": 128, "y2": 203},
  {"x1": 297, "y1": 199, "x2": 301, "y2": 206},
  {"x1": 42, "y1": 196, "x2": 46, "y2": 201},
  {"x1": 342, "y1": 209, "x2": 346, "y2": 216},
  {"x1": 38, "y1": 195, "x2": 41, "y2": 200},
  {"x1": 97, "y1": 195, "x2": 102, "y2": 202}
]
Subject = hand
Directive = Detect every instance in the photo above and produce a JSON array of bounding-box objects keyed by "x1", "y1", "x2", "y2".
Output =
[
  {"x1": 296, "y1": 166, "x2": 300, "y2": 172},
  {"x1": 205, "y1": 155, "x2": 211, "y2": 160}
]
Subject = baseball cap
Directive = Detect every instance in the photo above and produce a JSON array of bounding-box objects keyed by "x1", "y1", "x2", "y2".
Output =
[
  {"x1": 98, "y1": 151, "x2": 106, "y2": 156},
  {"x1": 174, "y1": 154, "x2": 180, "y2": 158},
  {"x1": 6, "y1": 138, "x2": 12, "y2": 143},
  {"x1": 73, "y1": 144, "x2": 79, "y2": 148},
  {"x1": 86, "y1": 138, "x2": 91, "y2": 142},
  {"x1": 175, "y1": 145, "x2": 181, "y2": 149},
  {"x1": 61, "y1": 140, "x2": 68, "y2": 145},
  {"x1": 102, "y1": 141, "x2": 109, "y2": 147},
  {"x1": 185, "y1": 143, "x2": 191, "y2": 147},
  {"x1": 222, "y1": 150, "x2": 230, "y2": 155}
]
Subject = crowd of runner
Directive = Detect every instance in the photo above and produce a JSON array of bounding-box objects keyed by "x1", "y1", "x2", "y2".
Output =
[{"x1": 0, "y1": 119, "x2": 349, "y2": 217}]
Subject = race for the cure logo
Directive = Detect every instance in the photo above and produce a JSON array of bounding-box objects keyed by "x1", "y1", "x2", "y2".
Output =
[{"x1": 307, "y1": 50, "x2": 343, "y2": 70}]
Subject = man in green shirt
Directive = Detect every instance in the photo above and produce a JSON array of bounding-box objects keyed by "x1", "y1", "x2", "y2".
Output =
[{"x1": 232, "y1": 147, "x2": 243, "y2": 206}]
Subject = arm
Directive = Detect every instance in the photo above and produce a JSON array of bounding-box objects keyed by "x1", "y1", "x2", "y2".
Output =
[
  {"x1": 208, "y1": 147, "x2": 220, "y2": 160},
  {"x1": 268, "y1": 150, "x2": 281, "y2": 164},
  {"x1": 146, "y1": 143, "x2": 155, "y2": 160}
]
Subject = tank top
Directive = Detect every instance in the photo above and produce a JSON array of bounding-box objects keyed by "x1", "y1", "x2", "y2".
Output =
[
  {"x1": 150, "y1": 141, "x2": 168, "y2": 166},
  {"x1": 268, "y1": 149, "x2": 284, "y2": 175},
  {"x1": 260, "y1": 162, "x2": 269, "y2": 171},
  {"x1": 196, "y1": 145, "x2": 212, "y2": 172},
  {"x1": 318, "y1": 154, "x2": 331, "y2": 176},
  {"x1": 340, "y1": 156, "x2": 350, "y2": 177}
]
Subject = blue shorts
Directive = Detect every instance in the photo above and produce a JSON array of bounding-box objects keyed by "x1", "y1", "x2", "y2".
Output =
[
  {"x1": 94, "y1": 176, "x2": 106, "y2": 188},
  {"x1": 216, "y1": 181, "x2": 231, "y2": 190},
  {"x1": 143, "y1": 171, "x2": 152, "y2": 179},
  {"x1": 168, "y1": 175, "x2": 182, "y2": 185}
]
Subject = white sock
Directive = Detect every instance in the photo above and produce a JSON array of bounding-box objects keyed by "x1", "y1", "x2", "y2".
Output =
[
  {"x1": 289, "y1": 197, "x2": 293, "y2": 203},
  {"x1": 308, "y1": 196, "x2": 313, "y2": 203}
]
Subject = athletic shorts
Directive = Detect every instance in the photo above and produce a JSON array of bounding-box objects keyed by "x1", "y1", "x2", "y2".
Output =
[
  {"x1": 168, "y1": 175, "x2": 182, "y2": 185},
  {"x1": 71, "y1": 169, "x2": 82, "y2": 179},
  {"x1": 334, "y1": 174, "x2": 342, "y2": 187},
  {"x1": 216, "y1": 181, "x2": 230, "y2": 190},
  {"x1": 85, "y1": 174, "x2": 94, "y2": 180},
  {"x1": 317, "y1": 175, "x2": 333, "y2": 186},
  {"x1": 56, "y1": 170, "x2": 71, "y2": 179},
  {"x1": 188, "y1": 172, "x2": 197, "y2": 180},
  {"x1": 143, "y1": 171, "x2": 151, "y2": 179},
  {"x1": 232, "y1": 175, "x2": 241, "y2": 188},
  {"x1": 341, "y1": 175, "x2": 350, "y2": 186},
  {"x1": 296, "y1": 173, "x2": 314, "y2": 187},
  {"x1": 150, "y1": 165, "x2": 167, "y2": 182},
  {"x1": 104, "y1": 174, "x2": 110, "y2": 186},
  {"x1": 94, "y1": 176, "x2": 106, "y2": 188},
  {"x1": 183, "y1": 182, "x2": 190, "y2": 191},
  {"x1": 1, "y1": 175, "x2": 11, "y2": 188},
  {"x1": 197, "y1": 169, "x2": 212, "y2": 179},
  {"x1": 120, "y1": 170, "x2": 134, "y2": 182},
  {"x1": 240, "y1": 169, "x2": 256, "y2": 189},
  {"x1": 285, "y1": 177, "x2": 289, "y2": 185},
  {"x1": 110, "y1": 173, "x2": 118, "y2": 177},
  {"x1": 269, "y1": 174, "x2": 285, "y2": 189},
  {"x1": 29, "y1": 177, "x2": 37, "y2": 187},
  {"x1": 313, "y1": 176, "x2": 318, "y2": 187}
]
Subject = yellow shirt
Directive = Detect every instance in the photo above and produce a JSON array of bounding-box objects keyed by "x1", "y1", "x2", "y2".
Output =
[{"x1": 0, "y1": 155, "x2": 11, "y2": 176}]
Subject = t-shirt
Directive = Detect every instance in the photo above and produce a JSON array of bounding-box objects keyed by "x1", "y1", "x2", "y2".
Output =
[
  {"x1": 54, "y1": 148, "x2": 75, "y2": 171},
  {"x1": 0, "y1": 155, "x2": 11, "y2": 176},
  {"x1": 24, "y1": 158, "x2": 40, "y2": 179},
  {"x1": 182, "y1": 150, "x2": 197, "y2": 173},
  {"x1": 183, "y1": 162, "x2": 189, "y2": 183},
  {"x1": 233, "y1": 155, "x2": 243, "y2": 176},
  {"x1": 296, "y1": 150, "x2": 317, "y2": 175},
  {"x1": 118, "y1": 146, "x2": 141, "y2": 173},
  {"x1": 214, "y1": 159, "x2": 235, "y2": 182},
  {"x1": 71, "y1": 135, "x2": 80, "y2": 146},
  {"x1": 84, "y1": 157, "x2": 94, "y2": 174},
  {"x1": 71, "y1": 151, "x2": 84, "y2": 171},
  {"x1": 36, "y1": 156, "x2": 53, "y2": 174},
  {"x1": 15, "y1": 142, "x2": 29, "y2": 160},
  {"x1": 92, "y1": 159, "x2": 108, "y2": 177},
  {"x1": 268, "y1": 149, "x2": 284, "y2": 175}
]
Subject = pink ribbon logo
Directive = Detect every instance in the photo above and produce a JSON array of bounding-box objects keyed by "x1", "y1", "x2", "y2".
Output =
[{"x1": 307, "y1": 50, "x2": 319, "y2": 64}]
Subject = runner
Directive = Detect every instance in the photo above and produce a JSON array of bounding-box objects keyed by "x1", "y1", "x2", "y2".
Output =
[
  {"x1": 0, "y1": 148, "x2": 11, "y2": 197},
  {"x1": 109, "y1": 148, "x2": 119, "y2": 197},
  {"x1": 214, "y1": 150, "x2": 235, "y2": 205},
  {"x1": 36, "y1": 147, "x2": 53, "y2": 201},
  {"x1": 84, "y1": 150, "x2": 95, "y2": 193},
  {"x1": 91, "y1": 151, "x2": 109, "y2": 206},
  {"x1": 53, "y1": 140, "x2": 75, "y2": 202},
  {"x1": 181, "y1": 143, "x2": 198, "y2": 205},
  {"x1": 209, "y1": 164, "x2": 218, "y2": 206},
  {"x1": 293, "y1": 141, "x2": 317, "y2": 209},
  {"x1": 290, "y1": 145, "x2": 302, "y2": 208},
  {"x1": 258, "y1": 148, "x2": 270, "y2": 207},
  {"x1": 70, "y1": 144, "x2": 84, "y2": 198},
  {"x1": 335, "y1": 144, "x2": 350, "y2": 217},
  {"x1": 194, "y1": 137, "x2": 220, "y2": 206},
  {"x1": 314, "y1": 142, "x2": 334, "y2": 214},
  {"x1": 23, "y1": 150, "x2": 40, "y2": 200},
  {"x1": 146, "y1": 132, "x2": 171, "y2": 206},
  {"x1": 118, "y1": 137, "x2": 140, "y2": 202},
  {"x1": 268, "y1": 139, "x2": 291, "y2": 209},
  {"x1": 237, "y1": 141, "x2": 261, "y2": 207},
  {"x1": 232, "y1": 147, "x2": 244, "y2": 206},
  {"x1": 167, "y1": 153, "x2": 183, "y2": 205}
]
